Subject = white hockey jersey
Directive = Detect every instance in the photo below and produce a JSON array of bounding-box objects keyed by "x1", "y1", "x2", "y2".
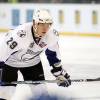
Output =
[{"x1": 0, "y1": 22, "x2": 61, "y2": 68}]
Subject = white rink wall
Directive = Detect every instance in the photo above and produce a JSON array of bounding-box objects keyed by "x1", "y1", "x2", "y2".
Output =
[{"x1": 0, "y1": 4, "x2": 100, "y2": 35}]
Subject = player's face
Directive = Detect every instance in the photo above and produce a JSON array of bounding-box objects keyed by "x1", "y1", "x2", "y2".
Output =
[{"x1": 36, "y1": 23, "x2": 52, "y2": 37}]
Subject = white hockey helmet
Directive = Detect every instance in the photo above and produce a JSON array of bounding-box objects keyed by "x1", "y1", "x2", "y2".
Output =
[{"x1": 33, "y1": 9, "x2": 53, "y2": 24}]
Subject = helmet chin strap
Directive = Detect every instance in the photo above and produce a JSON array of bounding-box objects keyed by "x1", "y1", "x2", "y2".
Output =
[{"x1": 33, "y1": 25, "x2": 41, "y2": 38}]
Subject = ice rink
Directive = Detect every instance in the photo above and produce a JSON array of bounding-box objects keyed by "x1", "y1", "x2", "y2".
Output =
[
  {"x1": 42, "y1": 35, "x2": 100, "y2": 100},
  {"x1": 0, "y1": 33, "x2": 100, "y2": 100}
]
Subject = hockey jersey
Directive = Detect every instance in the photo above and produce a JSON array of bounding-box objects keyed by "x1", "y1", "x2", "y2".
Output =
[{"x1": 0, "y1": 22, "x2": 61, "y2": 67}]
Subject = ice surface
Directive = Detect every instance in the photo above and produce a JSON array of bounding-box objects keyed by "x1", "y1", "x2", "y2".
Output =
[{"x1": 0, "y1": 33, "x2": 100, "y2": 100}]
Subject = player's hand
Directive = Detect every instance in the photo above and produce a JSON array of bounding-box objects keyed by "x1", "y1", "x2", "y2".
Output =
[
  {"x1": 51, "y1": 66, "x2": 71, "y2": 87},
  {"x1": 56, "y1": 73, "x2": 71, "y2": 87}
]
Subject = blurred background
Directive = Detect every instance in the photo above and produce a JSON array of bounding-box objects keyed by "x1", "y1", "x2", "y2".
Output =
[
  {"x1": 0, "y1": 0, "x2": 100, "y2": 35},
  {"x1": 0, "y1": 0, "x2": 100, "y2": 3}
]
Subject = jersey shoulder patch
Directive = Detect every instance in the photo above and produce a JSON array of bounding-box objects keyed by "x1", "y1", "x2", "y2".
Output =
[{"x1": 17, "y1": 30, "x2": 26, "y2": 38}]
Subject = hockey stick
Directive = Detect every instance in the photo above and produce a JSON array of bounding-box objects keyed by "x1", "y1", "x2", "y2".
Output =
[
  {"x1": 72, "y1": 77, "x2": 100, "y2": 82},
  {"x1": 1, "y1": 77, "x2": 100, "y2": 85}
]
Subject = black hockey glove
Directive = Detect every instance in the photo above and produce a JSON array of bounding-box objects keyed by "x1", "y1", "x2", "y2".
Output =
[{"x1": 51, "y1": 66, "x2": 71, "y2": 87}]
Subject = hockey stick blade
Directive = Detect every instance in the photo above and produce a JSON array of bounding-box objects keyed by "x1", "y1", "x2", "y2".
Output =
[
  {"x1": 0, "y1": 80, "x2": 58, "y2": 85},
  {"x1": 11, "y1": 80, "x2": 58, "y2": 84}
]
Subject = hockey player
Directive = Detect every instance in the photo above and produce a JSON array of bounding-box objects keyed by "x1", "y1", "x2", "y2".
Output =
[{"x1": 0, "y1": 9, "x2": 71, "y2": 100}]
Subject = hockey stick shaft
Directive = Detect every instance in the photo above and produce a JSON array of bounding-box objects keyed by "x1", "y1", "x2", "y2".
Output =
[
  {"x1": 72, "y1": 78, "x2": 100, "y2": 82},
  {"x1": 1, "y1": 77, "x2": 100, "y2": 85}
]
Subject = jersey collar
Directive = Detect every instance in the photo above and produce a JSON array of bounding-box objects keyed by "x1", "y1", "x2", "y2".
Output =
[{"x1": 31, "y1": 26, "x2": 41, "y2": 44}]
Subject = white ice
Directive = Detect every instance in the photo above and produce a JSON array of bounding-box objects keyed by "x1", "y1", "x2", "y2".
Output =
[
  {"x1": 41, "y1": 35, "x2": 100, "y2": 100},
  {"x1": 0, "y1": 33, "x2": 100, "y2": 100}
]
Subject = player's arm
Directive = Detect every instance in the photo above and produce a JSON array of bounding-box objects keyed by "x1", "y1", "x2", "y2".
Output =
[
  {"x1": 45, "y1": 42, "x2": 71, "y2": 87},
  {"x1": 0, "y1": 32, "x2": 17, "y2": 71},
  {"x1": 0, "y1": 29, "x2": 23, "y2": 63}
]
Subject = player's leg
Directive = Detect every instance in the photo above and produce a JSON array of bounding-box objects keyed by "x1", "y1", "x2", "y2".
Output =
[
  {"x1": 0, "y1": 98, "x2": 6, "y2": 100},
  {"x1": 11, "y1": 62, "x2": 50, "y2": 100},
  {"x1": 0, "y1": 64, "x2": 18, "y2": 100},
  {"x1": 21, "y1": 61, "x2": 45, "y2": 81}
]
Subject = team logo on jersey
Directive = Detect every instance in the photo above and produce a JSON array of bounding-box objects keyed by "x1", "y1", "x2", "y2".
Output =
[
  {"x1": 20, "y1": 49, "x2": 42, "y2": 61},
  {"x1": 17, "y1": 30, "x2": 26, "y2": 38},
  {"x1": 39, "y1": 42, "x2": 47, "y2": 48},
  {"x1": 26, "y1": 49, "x2": 42, "y2": 55}
]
